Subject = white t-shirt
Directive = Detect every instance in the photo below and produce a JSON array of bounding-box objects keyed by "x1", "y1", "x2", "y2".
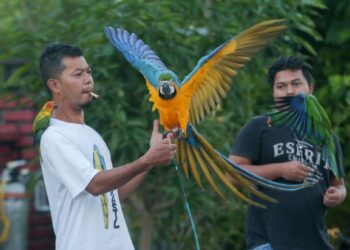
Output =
[{"x1": 40, "y1": 118, "x2": 134, "y2": 250}]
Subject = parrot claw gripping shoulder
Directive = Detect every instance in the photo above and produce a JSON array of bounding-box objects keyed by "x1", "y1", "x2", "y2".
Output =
[{"x1": 105, "y1": 19, "x2": 312, "y2": 207}]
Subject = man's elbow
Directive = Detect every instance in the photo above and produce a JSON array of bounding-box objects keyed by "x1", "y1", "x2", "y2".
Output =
[
  {"x1": 86, "y1": 178, "x2": 103, "y2": 196},
  {"x1": 86, "y1": 184, "x2": 101, "y2": 196}
]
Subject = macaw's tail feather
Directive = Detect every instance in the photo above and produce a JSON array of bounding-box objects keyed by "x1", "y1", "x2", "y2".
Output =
[
  {"x1": 32, "y1": 101, "x2": 55, "y2": 146},
  {"x1": 177, "y1": 124, "x2": 313, "y2": 208},
  {"x1": 217, "y1": 152, "x2": 315, "y2": 190},
  {"x1": 177, "y1": 124, "x2": 272, "y2": 208},
  {"x1": 191, "y1": 125, "x2": 313, "y2": 191}
]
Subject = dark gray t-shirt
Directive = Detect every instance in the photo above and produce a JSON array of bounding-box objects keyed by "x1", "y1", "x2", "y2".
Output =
[{"x1": 231, "y1": 115, "x2": 344, "y2": 250}]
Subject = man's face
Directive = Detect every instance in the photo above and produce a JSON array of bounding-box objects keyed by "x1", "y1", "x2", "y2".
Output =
[
  {"x1": 55, "y1": 56, "x2": 94, "y2": 109},
  {"x1": 273, "y1": 69, "x2": 313, "y2": 99}
]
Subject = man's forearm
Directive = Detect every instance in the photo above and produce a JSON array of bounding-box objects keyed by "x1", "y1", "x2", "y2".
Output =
[
  {"x1": 118, "y1": 171, "x2": 149, "y2": 201},
  {"x1": 86, "y1": 157, "x2": 149, "y2": 196},
  {"x1": 229, "y1": 155, "x2": 283, "y2": 180}
]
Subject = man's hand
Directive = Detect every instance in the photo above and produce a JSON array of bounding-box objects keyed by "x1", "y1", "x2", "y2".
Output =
[
  {"x1": 323, "y1": 179, "x2": 347, "y2": 207},
  {"x1": 150, "y1": 120, "x2": 163, "y2": 147},
  {"x1": 142, "y1": 120, "x2": 177, "y2": 169},
  {"x1": 280, "y1": 160, "x2": 313, "y2": 182}
]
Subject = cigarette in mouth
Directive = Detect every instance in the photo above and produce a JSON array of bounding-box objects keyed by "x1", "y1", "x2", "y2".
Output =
[{"x1": 90, "y1": 92, "x2": 99, "y2": 98}]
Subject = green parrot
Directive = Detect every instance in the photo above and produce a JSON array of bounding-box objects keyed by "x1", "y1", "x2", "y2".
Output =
[
  {"x1": 32, "y1": 101, "x2": 55, "y2": 146},
  {"x1": 268, "y1": 93, "x2": 340, "y2": 178}
]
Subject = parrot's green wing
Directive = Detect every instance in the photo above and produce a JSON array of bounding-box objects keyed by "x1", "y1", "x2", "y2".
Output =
[
  {"x1": 268, "y1": 93, "x2": 339, "y2": 178},
  {"x1": 180, "y1": 19, "x2": 287, "y2": 124},
  {"x1": 32, "y1": 101, "x2": 55, "y2": 146}
]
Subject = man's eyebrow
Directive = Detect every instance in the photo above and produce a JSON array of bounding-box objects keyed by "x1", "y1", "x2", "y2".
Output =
[
  {"x1": 291, "y1": 78, "x2": 303, "y2": 82},
  {"x1": 275, "y1": 81, "x2": 286, "y2": 85},
  {"x1": 276, "y1": 78, "x2": 303, "y2": 85},
  {"x1": 73, "y1": 66, "x2": 91, "y2": 71}
]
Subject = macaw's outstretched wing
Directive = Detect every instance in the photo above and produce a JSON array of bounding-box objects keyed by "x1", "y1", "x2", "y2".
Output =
[
  {"x1": 32, "y1": 101, "x2": 55, "y2": 146},
  {"x1": 268, "y1": 93, "x2": 339, "y2": 178},
  {"x1": 104, "y1": 27, "x2": 178, "y2": 90},
  {"x1": 179, "y1": 19, "x2": 287, "y2": 125},
  {"x1": 177, "y1": 124, "x2": 313, "y2": 208}
]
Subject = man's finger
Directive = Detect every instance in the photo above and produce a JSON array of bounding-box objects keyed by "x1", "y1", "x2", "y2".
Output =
[
  {"x1": 153, "y1": 120, "x2": 160, "y2": 133},
  {"x1": 327, "y1": 187, "x2": 337, "y2": 194},
  {"x1": 166, "y1": 132, "x2": 175, "y2": 143}
]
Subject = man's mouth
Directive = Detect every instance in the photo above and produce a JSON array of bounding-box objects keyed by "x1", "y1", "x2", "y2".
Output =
[{"x1": 82, "y1": 89, "x2": 99, "y2": 98}]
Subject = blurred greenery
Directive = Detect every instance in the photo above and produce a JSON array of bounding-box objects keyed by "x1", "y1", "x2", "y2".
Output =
[{"x1": 0, "y1": 0, "x2": 349, "y2": 249}]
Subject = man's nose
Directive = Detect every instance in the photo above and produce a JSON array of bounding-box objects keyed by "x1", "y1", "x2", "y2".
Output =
[
  {"x1": 286, "y1": 84, "x2": 295, "y2": 96},
  {"x1": 84, "y1": 73, "x2": 93, "y2": 85}
]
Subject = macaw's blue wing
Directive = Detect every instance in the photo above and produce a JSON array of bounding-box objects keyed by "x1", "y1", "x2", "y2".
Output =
[
  {"x1": 104, "y1": 27, "x2": 178, "y2": 90},
  {"x1": 176, "y1": 124, "x2": 313, "y2": 208},
  {"x1": 268, "y1": 93, "x2": 339, "y2": 178},
  {"x1": 179, "y1": 19, "x2": 287, "y2": 125}
]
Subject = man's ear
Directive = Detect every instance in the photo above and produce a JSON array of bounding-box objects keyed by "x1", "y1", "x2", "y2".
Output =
[{"x1": 47, "y1": 78, "x2": 60, "y2": 94}]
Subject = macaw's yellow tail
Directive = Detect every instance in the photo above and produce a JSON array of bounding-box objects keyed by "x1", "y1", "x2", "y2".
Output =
[
  {"x1": 32, "y1": 101, "x2": 55, "y2": 146},
  {"x1": 176, "y1": 124, "x2": 313, "y2": 208}
]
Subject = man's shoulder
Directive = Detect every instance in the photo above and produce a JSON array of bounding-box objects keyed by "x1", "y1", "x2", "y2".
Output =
[
  {"x1": 246, "y1": 115, "x2": 269, "y2": 127},
  {"x1": 40, "y1": 120, "x2": 79, "y2": 143},
  {"x1": 40, "y1": 125, "x2": 66, "y2": 144}
]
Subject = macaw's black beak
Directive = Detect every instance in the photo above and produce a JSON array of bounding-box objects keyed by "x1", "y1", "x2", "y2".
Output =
[{"x1": 163, "y1": 84, "x2": 171, "y2": 95}]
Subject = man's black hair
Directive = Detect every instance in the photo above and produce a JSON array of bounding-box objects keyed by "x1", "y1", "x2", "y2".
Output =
[
  {"x1": 267, "y1": 56, "x2": 314, "y2": 88},
  {"x1": 39, "y1": 43, "x2": 83, "y2": 91}
]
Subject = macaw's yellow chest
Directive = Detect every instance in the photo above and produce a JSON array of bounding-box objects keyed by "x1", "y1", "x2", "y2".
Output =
[{"x1": 147, "y1": 84, "x2": 191, "y2": 132}]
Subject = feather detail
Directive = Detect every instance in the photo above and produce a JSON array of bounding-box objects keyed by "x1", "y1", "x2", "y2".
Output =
[
  {"x1": 180, "y1": 19, "x2": 287, "y2": 125},
  {"x1": 176, "y1": 124, "x2": 312, "y2": 208},
  {"x1": 189, "y1": 125, "x2": 310, "y2": 191},
  {"x1": 32, "y1": 101, "x2": 55, "y2": 146},
  {"x1": 105, "y1": 27, "x2": 179, "y2": 89},
  {"x1": 268, "y1": 93, "x2": 339, "y2": 178},
  {"x1": 185, "y1": 142, "x2": 203, "y2": 189}
]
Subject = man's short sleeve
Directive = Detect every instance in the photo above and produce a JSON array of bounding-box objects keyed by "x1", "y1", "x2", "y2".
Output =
[{"x1": 231, "y1": 116, "x2": 265, "y2": 162}]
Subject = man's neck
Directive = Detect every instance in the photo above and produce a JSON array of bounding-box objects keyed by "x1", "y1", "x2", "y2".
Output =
[{"x1": 52, "y1": 105, "x2": 85, "y2": 124}]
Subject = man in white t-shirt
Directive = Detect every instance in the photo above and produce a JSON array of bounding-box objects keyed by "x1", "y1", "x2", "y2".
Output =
[{"x1": 38, "y1": 43, "x2": 177, "y2": 250}]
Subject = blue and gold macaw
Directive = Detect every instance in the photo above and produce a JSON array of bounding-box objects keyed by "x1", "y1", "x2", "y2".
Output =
[
  {"x1": 104, "y1": 20, "x2": 312, "y2": 208},
  {"x1": 268, "y1": 93, "x2": 340, "y2": 178}
]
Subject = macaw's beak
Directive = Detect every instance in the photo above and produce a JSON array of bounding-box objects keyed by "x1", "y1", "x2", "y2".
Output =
[
  {"x1": 159, "y1": 83, "x2": 177, "y2": 100},
  {"x1": 162, "y1": 84, "x2": 171, "y2": 95}
]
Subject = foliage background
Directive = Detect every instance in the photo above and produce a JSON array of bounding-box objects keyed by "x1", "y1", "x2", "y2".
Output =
[{"x1": 0, "y1": 0, "x2": 349, "y2": 249}]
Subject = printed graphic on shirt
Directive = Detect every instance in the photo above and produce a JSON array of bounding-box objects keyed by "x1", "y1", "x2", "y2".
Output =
[
  {"x1": 93, "y1": 145, "x2": 120, "y2": 229},
  {"x1": 272, "y1": 138, "x2": 324, "y2": 183}
]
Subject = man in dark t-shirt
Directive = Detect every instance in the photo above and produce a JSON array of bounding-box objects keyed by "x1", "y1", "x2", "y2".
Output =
[{"x1": 229, "y1": 56, "x2": 346, "y2": 250}]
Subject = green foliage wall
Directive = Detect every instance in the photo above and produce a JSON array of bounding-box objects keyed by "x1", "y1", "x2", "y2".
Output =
[{"x1": 1, "y1": 0, "x2": 348, "y2": 249}]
